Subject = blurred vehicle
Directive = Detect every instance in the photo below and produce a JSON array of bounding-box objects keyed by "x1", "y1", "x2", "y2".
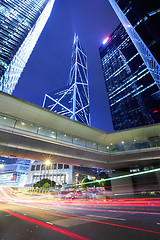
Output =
[{"x1": 65, "y1": 192, "x2": 75, "y2": 199}]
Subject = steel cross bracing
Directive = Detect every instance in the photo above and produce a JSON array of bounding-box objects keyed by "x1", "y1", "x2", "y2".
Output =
[
  {"x1": 109, "y1": 0, "x2": 160, "y2": 90},
  {"x1": 43, "y1": 34, "x2": 91, "y2": 126}
]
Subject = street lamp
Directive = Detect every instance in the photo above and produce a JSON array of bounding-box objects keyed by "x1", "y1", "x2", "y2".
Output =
[
  {"x1": 45, "y1": 160, "x2": 51, "y2": 180},
  {"x1": 45, "y1": 160, "x2": 51, "y2": 166},
  {"x1": 0, "y1": 164, "x2": 4, "y2": 169}
]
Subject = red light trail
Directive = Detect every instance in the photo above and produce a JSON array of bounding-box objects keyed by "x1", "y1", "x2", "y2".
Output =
[
  {"x1": 22, "y1": 203, "x2": 160, "y2": 216},
  {"x1": 12, "y1": 200, "x2": 160, "y2": 217},
  {"x1": 1, "y1": 209, "x2": 90, "y2": 240},
  {"x1": 2, "y1": 207, "x2": 160, "y2": 235}
]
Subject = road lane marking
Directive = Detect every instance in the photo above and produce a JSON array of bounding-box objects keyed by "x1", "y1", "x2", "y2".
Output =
[
  {"x1": 50, "y1": 218, "x2": 88, "y2": 228},
  {"x1": 87, "y1": 214, "x2": 126, "y2": 221},
  {"x1": 46, "y1": 221, "x2": 53, "y2": 225},
  {"x1": 157, "y1": 223, "x2": 160, "y2": 225}
]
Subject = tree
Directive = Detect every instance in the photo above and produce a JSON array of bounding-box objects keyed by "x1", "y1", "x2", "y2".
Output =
[
  {"x1": 81, "y1": 178, "x2": 90, "y2": 188},
  {"x1": 36, "y1": 178, "x2": 56, "y2": 188},
  {"x1": 97, "y1": 172, "x2": 111, "y2": 189},
  {"x1": 43, "y1": 182, "x2": 50, "y2": 188},
  {"x1": 36, "y1": 178, "x2": 50, "y2": 187},
  {"x1": 33, "y1": 183, "x2": 41, "y2": 189}
]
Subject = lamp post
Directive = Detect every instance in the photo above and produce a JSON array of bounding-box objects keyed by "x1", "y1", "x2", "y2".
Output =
[
  {"x1": 45, "y1": 160, "x2": 51, "y2": 166},
  {"x1": 0, "y1": 164, "x2": 4, "y2": 169},
  {"x1": 44, "y1": 160, "x2": 50, "y2": 179},
  {"x1": 45, "y1": 160, "x2": 51, "y2": 188}
]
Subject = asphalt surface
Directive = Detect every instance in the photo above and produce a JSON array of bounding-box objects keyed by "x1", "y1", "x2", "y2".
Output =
[{"x1": 0, "y1": 187, "x2": 160, "y2": 240}]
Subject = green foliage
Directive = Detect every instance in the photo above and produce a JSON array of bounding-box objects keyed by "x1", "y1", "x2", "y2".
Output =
[
  {"x1": 33, "y1": 183, "x2": 41, "y2": 189},
  {"x1": 96, "y1": 172, "x2": 111, "y2": 189},
  {"x1": 81, "y1": 178, "x2": 90, "y2": 188},
  {"x1": 43, "y1": 182, "x2": 50, "y2": 188},
  {"x1": 35, "y1": 178, "x2": 56, "y2": 188},
  {"x1": 87, "y1": 179, "x2": 94, "y2": 187},
  {"x1": 149, "y1": 191, "x2": 156, "y2": 195}
]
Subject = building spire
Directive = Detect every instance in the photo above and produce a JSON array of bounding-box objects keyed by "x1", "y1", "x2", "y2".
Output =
[{"x1": 43, "y1": 33, "x2": 91, "y2": 126}]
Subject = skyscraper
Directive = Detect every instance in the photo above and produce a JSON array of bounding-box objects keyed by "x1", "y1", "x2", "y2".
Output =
[
  {"x1": 99, "y1": 24, "x2": 160, "y2": 130},
  {"x1": 43, "y1": 34, "x2": 91, "y2": 126},
  {"x1": 0, "y1": 0, "x2": 55, "y2": 94},
  {"x1": 108, "y1": 0, "x2": 160, "y2": 95}
]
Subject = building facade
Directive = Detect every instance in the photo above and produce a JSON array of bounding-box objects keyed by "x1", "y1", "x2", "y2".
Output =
[
  {"x1": 0, "y1": 157, "x2": 31, "y2": 186},
  {"x1": 0, "y1": 0, "x2": 55, "y2": 94},
  {"x1": 108, "y1": 0, "x2": 160, "y2": 103},
  {"x1": 100, "y1": 23, "x2": 160, "y2": 130},
  {"x1": 26, "y1": 161, "x2": 97, "y2": 186},
  {"x1": 109, "y1": 0, "x2": 160, "y2": 63},
  {"x1": 43, "y1": 33, "x2": 91, "y2": 126}
]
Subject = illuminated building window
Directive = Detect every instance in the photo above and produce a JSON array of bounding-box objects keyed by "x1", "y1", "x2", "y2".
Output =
[
  {"x1": 0, "y1": 0, "x2": 55, "y2": 94},
  {"x1": 99, "y1": 23, "x2": 160, "y2": 130}
]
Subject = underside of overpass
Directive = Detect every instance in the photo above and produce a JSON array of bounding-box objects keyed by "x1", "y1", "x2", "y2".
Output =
[{"x1": 0, "y1": 91, "x2": 160, "y2": 169}]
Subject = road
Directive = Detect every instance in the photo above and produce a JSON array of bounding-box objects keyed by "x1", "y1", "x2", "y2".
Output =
[{"x1": 0, "y1": 187, "x2": 160, "y2": 240}]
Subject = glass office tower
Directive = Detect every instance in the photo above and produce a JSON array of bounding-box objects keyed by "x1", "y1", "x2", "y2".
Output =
[
  {"x1": 99, "y1": 24, "x2": 160, "y2": 130},
  {"x1": 43, "y1": 34, "x2": 91, "y2": 126},
  {"x1": 0, "y1": 0, "x2": 55, "y2": 94},
  {"x1": 108, "y1": 0, "x2": 160, "y2": 100}
]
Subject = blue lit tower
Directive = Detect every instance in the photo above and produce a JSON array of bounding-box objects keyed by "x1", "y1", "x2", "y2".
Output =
[
  {"x1": 99, "y1": 24, "x2": 160, "y2": 130},
  {"x1": 108, "y1": 0, "x2": 160, "y2": 101},
  {"x1": 43, "y1": 34, "x2": 91, "y2": 126},
  {"x1": 0, "y1": 0, "x2": 55, "y2": 94}
]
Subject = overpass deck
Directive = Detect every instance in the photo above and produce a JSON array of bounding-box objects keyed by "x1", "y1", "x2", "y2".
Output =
[
  {"x1": 0, "y1": 111, "x2": 160, "y2": 155},
  {"x1": 0, "y1": 91, "x2": 160, "y2": 169}
]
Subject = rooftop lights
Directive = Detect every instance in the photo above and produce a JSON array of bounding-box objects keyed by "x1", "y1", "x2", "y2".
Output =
[{"x1": 103, "y1": 36, "x2": 110, "y2": 45}]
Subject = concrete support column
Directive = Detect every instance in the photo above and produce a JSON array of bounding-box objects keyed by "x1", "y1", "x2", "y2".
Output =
[
  {"x1": 110, "y1": 170, "x2": 134, "y2": 198},
  {"x1": 155, "y1": 171, "x2": 160, "y2": 187},
  {"x1": 68, "y1": 166, "x2": 74, "y2": 185}
]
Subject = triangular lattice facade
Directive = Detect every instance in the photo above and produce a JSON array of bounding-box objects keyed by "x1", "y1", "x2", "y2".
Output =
[{"x1": 43, "y1": 34, "x2": 91, "y2": 126}]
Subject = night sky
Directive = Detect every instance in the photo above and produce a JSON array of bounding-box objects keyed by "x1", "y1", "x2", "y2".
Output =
[{"x1": 13, "y1": 0, "x2": 120, "y2": 132}]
